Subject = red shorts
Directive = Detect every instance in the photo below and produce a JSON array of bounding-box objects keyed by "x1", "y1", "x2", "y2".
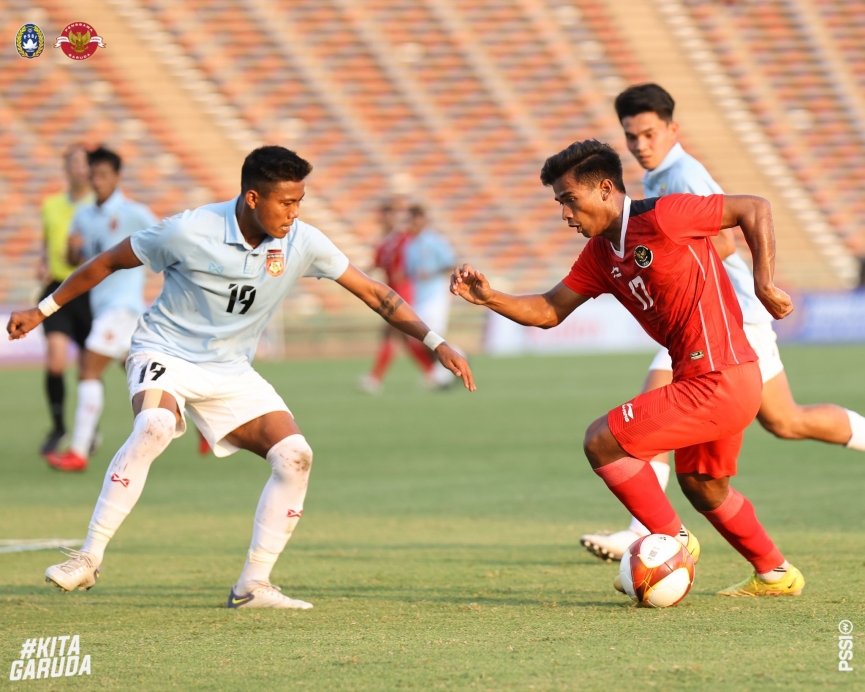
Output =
[{"x1": 607, "y1": 361, "x2": 762, "y2": 478}]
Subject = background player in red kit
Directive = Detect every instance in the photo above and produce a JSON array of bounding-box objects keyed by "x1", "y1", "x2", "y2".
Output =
[
  {"x1": 451, "y1": 140, "x2": 805, "y2": 597},
  {"x1": 360, "y1": 199, "x2": 434, "y2": 393}
]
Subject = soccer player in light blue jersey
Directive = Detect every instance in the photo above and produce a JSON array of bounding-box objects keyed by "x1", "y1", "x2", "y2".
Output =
[
  {"x1": 47, "y1": 147, "x2": 157, "y2": 473},
  {"x1": 404, "y1": 204, "x2": 458, "y2": 388},
  {"x1": 8, "y1": 146, "x2": 474, "y2": 609},
  {"x1": 580, "y1": 84, "x2": 865, "y2": 562}
]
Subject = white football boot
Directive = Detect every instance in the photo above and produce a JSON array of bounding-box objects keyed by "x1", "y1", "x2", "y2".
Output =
[
  {"x1": 227, "y1": 582, "x2": 313, "y2": 610},
  {"x1": 45, "y1": 550, "x2": 100, "y2": 592},
  {"x1": 580, "y1": 529, "x2": 644, "y2": 562}
]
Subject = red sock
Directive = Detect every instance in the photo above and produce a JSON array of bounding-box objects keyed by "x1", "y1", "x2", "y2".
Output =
[
  {"x1": 405, "y1": 337, "x2": 434, "y2": 373},
  {"x1": 371, "y1": 338, "x2": 395, "y2": 380},
  {"x1": 699, "y1": 488, "x2": 784, "y2": 573},
  {"x1": 593, "y1": 457, "x2": 681, "y2": 536}
]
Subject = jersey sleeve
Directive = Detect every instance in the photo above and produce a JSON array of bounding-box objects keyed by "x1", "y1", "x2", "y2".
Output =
[
  {"x1": 302, "y1": 226, "x2": 351, "y2": 280},
  {"x1": 561, "y1": 241, "x2": 607, "y2": 298},
  {"x1": 654, "y1": 193, "x2": 724, "y2": 244},
  {"x1": 130, "y1": 213, "x2": 185, "y2": 273}
]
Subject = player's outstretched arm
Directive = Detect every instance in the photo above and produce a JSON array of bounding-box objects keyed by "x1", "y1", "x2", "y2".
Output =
[
  {"x1": 7, "y1": 237, "x2": 142, "y2": 340},
  {"x1": 720, "y1": 195, "x2": 793, "y2": 320},
  {"x1": 336, "y1": 264, "x2": 475, "y2": 391},
  {"x1": 450, "y1": 264, "x2": 589, "y2": 328}
]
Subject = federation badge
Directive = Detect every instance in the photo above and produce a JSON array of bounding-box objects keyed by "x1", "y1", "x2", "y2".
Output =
[
  {"x1": 54, "y1": 22, "x2": 106, "y2": 60},
  {"x1": 16, "y1": 24, "x2": 45, "y2": 59},
  {"x1": 266, "y1": 250, "x2": 285, "y2": 277},
  {"x1": 634, "y1": 245, "x2": 653, "y2": 269}
]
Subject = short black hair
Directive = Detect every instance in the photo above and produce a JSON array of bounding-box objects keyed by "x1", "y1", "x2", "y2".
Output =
[
  {"x1": 241, "y1": 146, "x2": 312, "y2": 193},
  {"x1": 614, "y1": 83, "x2": 675, "y2": 122},
  {"x1": 87, "y1": 145, "x2": 122, "y2": 172},
  {"x1": 539, "y1": 140, "x2": 626, "y2": 192}
]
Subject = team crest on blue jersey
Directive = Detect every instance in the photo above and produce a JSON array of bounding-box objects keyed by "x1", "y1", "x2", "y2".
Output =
[
  {"x1": 16, "y1": 24, "x2": 45, "y2": 59},
  {"x1": 634, "y1": 245, "x2": 653, "y2": 269},
  {"x1": 266, "y1": 250, "x2": 285, "y2": 277}
]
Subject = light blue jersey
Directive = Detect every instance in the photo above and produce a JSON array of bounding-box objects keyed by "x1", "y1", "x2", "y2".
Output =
[
  {"x1": 405, "y1": 227, "x2": 456, "y2": 305},
  {"x1": 642, "y1": 143, "x2": 773, "y2": 325},
  {"x1": 72, "y1": 189, "x2": 155, "y2": 317},
  {"x1": 129, "y1": 197, "x2": 350, "y2": 373}
]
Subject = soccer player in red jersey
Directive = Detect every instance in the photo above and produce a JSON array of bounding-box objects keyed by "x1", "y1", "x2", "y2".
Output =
[
  {"x1": 451, "y1": 140, "x2": 805, "y2": 597},
  {"x1": 360, "y1": 200, "x2": 434, "y2": 393}
]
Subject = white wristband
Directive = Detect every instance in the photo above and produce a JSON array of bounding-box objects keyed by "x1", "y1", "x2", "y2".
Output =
[
  {"x1": 37, "y1": 294, "x2": 61, "y2": 317},
  {"x1": 423, "y1": 330, "x2": 446, "y2": 351}
]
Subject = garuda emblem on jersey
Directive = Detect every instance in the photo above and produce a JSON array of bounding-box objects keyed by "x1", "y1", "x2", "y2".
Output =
[
  {"x1": 266, "y1": 250, "x2": 285, "y2": 277},
  {"x1": 16, "y1": 24, "x2": 45, "y2": 59},
  {"x1": 634, "y1": 245, "x2": 653, "y2": 269},
  {"x1": 54, "y1": 22, "x2": 106, "y2": 60}
]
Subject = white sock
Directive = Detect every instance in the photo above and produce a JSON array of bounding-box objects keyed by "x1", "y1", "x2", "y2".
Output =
[
  {"x1": 845, "y1": 409, "x2": 865, "y2": 451},
  {"x1": 759, "y1": 560, "x2": 790, "y2": 582},
  {"x1": 79, "y1": 408, "x2": 176, "y2": 563},
  {"x1": 236, "y1": 435, "x2": 313, "y2": 593},
  {"x1": 70, "y1": 380, "x2": 104, "y2": 457},
  {"x1": 628, "y1": 460, "x2": 671, "y2": 534}
]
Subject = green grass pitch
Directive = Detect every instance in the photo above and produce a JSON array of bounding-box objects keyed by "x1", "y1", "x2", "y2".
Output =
[{"x1": 1, "y1": 347, "x2": 863, "y2": 690}]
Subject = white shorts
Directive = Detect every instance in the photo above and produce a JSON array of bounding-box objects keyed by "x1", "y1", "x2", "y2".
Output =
[
  {"x1": 414, "y1": 294, "x2": 451, "y2": 336},
  {"x1": 648, "y1": 322, "x2": 784, "y2": 384},
  {"x1": 86, "y1": 308, "x2": 140, "y2": 360},
  {"x1": 126, "y1": 350, "x2": 290, "y2": 457}
]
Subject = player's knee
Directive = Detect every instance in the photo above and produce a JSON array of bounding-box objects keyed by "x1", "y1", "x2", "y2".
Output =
[
  {"x1": 582, "y1": 418, "x2": 609, "y2": 468},
  {"x1": 268, "y1": 435, "x2": 313, "y2": 479},
  {"x1": 132, "y1": 408, "x2": 176, "y2": 452}
]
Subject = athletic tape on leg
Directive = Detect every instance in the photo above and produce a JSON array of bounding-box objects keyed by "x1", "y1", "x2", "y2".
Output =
[{"x1": 141, "y1": 389, "x2": 163, "y2": 410}]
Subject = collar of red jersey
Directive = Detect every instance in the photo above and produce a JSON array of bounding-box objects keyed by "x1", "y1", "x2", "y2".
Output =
[{"x1": 609, "y1": 196, "x2": 631, "y2": 259}]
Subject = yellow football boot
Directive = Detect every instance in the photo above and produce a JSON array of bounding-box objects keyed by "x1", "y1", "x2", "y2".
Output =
[
  {"x1": 717, "y1": 564, "x2": 805, "y2": 597},
  {"x1": 678, "y1": 526, "x2": 701, "y2": 564}
]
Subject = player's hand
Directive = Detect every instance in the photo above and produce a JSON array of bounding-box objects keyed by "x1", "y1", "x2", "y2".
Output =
[
  {"x1": 434, "y1": 343, "x2": 476, "y2": 392},
  {"x1": 756, "y1": 284, "x2": 793, "y2": 320},
  {"x1": 6, "y1": 308, "x2": 45, "y2": 340},
  {"x1": 450, "y1": 264, "x2": 493, "y2": 306}
]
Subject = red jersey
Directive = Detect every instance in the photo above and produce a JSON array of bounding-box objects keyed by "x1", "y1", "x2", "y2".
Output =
[
  {"x1": 374, "y1": 230, "x2": 413, "y2": 301},
  {"x1": 563, "y1": 194, "x2": 757, "y2": 381}
]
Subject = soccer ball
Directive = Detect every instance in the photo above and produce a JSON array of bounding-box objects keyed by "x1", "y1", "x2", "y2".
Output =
[{"x1": 619, "y1": 534, "x2": 695, "y2": 608}]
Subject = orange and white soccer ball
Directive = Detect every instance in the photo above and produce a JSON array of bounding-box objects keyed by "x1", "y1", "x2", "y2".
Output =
[{"x1": 619, "y1": 534, "x2": 695, "y2": 608}]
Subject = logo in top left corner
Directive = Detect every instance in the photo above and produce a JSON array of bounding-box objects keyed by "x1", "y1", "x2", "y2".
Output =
[
  {"x1": 16, "y1": 24, "x2": 45, "y2": 59},
  {"x1": 54, "y1": 22, "x2": 106, "y2": 60}
]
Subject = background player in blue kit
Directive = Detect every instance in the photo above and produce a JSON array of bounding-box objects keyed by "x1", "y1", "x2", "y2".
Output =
[
  {"x1": 580, "y1": 84, "x2": 865, "y2": 561},
  {"x1": 7, "y1": 146, "x2": 474, "y2": 610},
  {"x1": 47, "y1": 147, "x2": 157, "y2": 473}
]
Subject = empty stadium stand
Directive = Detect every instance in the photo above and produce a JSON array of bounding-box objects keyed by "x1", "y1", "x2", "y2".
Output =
[{"x1": 0, "y1": 0, "x2": 859, "y2": 324}]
